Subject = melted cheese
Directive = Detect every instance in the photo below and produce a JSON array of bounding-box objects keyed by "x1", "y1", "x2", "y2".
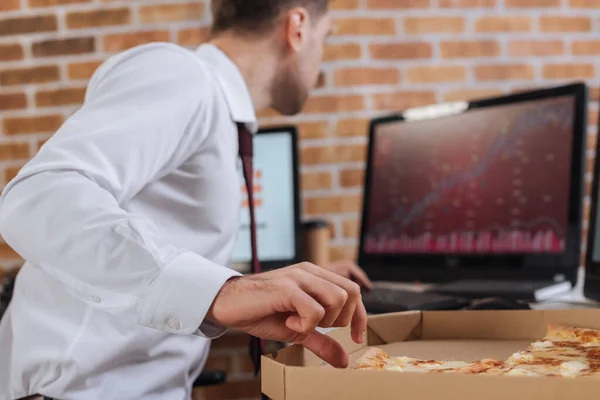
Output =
[
  {"x1": 560, "y1": 361, "x2": 588, "y2": 377},
  {"x1": 530, "y1": 341, "x2": 554, "y2": 350}
]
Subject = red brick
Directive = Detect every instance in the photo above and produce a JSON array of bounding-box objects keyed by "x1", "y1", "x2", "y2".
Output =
[
  {"x1": 302, "y1": 95, "x2": 365, "y2": 114},
  {"x1": 373, "y1": 91, "x2": 436, "y2": 110},
  {"x1": 443, "y1": 88, "x2": 503, "y2": 102},
  {"x1": 0, "y1": 143, "x2": 30, "y2": 160},
  {"x1": 0, "y1": 43, "x2": 24, "y2": 61},
  {"x1": 474, "y1": 65, "x2": 535, "y2": 81},
  {"x1": 543, "y1": 63, "x2": 595, "y2": 79},
  {"x1": 474, "y1": 16, "x2": 531, "y2": 32},
  {"x1": 404, "y1": 17, "x2": 465, "y2": 34},
  {"x1": 343, "y1": 218, "x2": 361, "y2": 238},
  {"x1": 573, "y1": 41, "x2": 600, "y2": 55},
  {"x1": 304, "y1": 195, "x2": 362, "y2": 215},
  {"x1": 203, "y1": 355, "x2": 232, "y2": 371},
  {"x1": 298, "y1": 121, "x2": 330, "y2": 139},
  {"x1": 5, "y1": 166, "x2": 22, "y2": 183},
  {"x1": 0, "y1": 66, "x2": 60, "y2": 86},
  {"x1": 177, "y1": 27, "x2": 209, "y2": 47},
  {"x1": 540, "y1": 16, "x2": 592, "y2": 32},
  {"x1": 406, "y1": 66, "x2": 466, "y2": 83},
  {"x1": 0, "y1": 0, "x2": 20, "y2": 11},
  {"x1": 506, "y1": 0, "x2": 560, "y2": 6},
  {"x1": 302, "y1": 171, "x2": 333, "y2": 191},
  {"x1": 570, "y1": 0, "x2": 600, "y2": 6},
  {"x1": 139, "y1": 3, "x2": 204, "y2": 23},
  {"x1": 103, "y1": 31, "x2": 170, "y2": 52},
  {"x1": 332, "y1": 18, "x2": 396, "y2": 35},
  {"x1": 68, "y1": 61, "x2": 103, "y2": 80},
  {"x1": 367, "y1": 0, "x2": 430, "y2": 7},
  {"x1": 331, "y1": 0, "x2": 360, "y2": 8},
  {"x1": 32, "y1": 37, "x2": 95, "y2": 57},
  {"x1": 36, "y1": 87, "x2": 87, "y2": 107},
  {"x1": 200, "y1": 378, "x2": 260, "y2": 400},
  {"x1": 329, "y1": 245, "x2": 357, "y2": 262},
  {"x1": 508, "y1": 40, "x2": 565, "y2": 56},
  {"x1": 440, "y1": 41, "x2": 500, "y2": 58},
  {"x1": 334, "y1": 67, "x2": 400, "y2": 87},
  {"x1": 324, "y1": 43, "x2": 362, "y2": 61},
  {"x1": 29, "y1": 0, "x2": 89, "y2": 6},
  {"x1": 3, "y1": 115, "x2": 64, "y2": 135},
  {"x1": 336, "y1": 118, "x2": 370, "y2": 137},
  {"x1": 301, "y1": 144, "x2": 366, "y2": 165},
  {"x1": 370, "y1": 42, "x2": 432, "y2": 60},
  {"x1": 439, "y1": 0, "x2": 495, "y2": 6},
  {"x1": 0, "y1": 15, "x2": 57, "y2": 36},
  {"x1": 66, "y1": 8, "x2": 130, "y2": 29},
  {"x1": 340, "y1": 168, "x2": 365, "y2": 188},
  {"x1": 0, "y1": 93, "x2": 27, "y2": 111},
  {"x1": 0, "y1": 243, "x2": 21, "y2": 260}
]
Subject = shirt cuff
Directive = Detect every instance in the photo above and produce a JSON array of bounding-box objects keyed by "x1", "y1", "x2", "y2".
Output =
[{"x1": 138, "y1": 252, "x2": 241, "y2": 337}]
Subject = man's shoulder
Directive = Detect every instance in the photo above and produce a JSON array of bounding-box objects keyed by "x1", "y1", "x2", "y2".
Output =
[{"x1": 89, "y1": 42, "x2": 212, "y2": 94}]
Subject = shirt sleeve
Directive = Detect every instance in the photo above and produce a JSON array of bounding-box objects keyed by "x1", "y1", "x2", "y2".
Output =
[{"x1": 0, "y1": 44, "x2": 240, "y2": 337}]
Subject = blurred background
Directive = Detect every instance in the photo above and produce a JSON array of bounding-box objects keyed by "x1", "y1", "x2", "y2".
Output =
[{"x1": 1, "y1": 0, "x2": 599, "y2": 398}]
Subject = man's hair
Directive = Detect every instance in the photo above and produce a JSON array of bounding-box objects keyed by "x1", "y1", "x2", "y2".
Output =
[{"x1": 210, "y1": 0, "x2": 329, "y2": 35}]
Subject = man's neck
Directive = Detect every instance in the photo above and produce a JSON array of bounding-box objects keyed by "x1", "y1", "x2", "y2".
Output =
[{"x1": 209, "y1": 33, "x2": 279, "y2": 112}]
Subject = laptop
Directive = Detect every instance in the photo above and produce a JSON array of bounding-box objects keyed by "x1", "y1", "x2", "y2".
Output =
[{"x1": 359, "y1": 83, "x2": 588, "y2": 310}]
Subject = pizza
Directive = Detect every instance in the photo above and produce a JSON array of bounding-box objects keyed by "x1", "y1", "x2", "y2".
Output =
[{"x1": 354, "y1": 324, "x2": 600, "y2": 378}]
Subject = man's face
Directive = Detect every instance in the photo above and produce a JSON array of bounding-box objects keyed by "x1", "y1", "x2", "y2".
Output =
[{"x1": 272, "y1": 11, "x2": 331, "y2": 116}]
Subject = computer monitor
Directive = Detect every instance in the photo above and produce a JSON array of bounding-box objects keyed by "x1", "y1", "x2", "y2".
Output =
[
  {"x1": 230, "y1": 126, "x2": 301, "y2": 272},
  {"x1": 585, "y1": 97, "x2": 600, "y2": 301},
  {"x1": 359, "y1": 83, "x2": 588, "y2": 285}
]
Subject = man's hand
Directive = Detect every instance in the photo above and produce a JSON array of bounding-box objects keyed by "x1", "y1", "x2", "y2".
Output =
[
  {"x1": 321, "y1": 260, "x2": 373, "y2": 290},
  {"x1": 206, "y1": 263, "x2": 367, "y2": 368}
]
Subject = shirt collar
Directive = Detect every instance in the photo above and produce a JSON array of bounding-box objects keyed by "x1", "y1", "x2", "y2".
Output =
[{"x1": 195, "y1": 44, "x2": 258, "y2": 133}]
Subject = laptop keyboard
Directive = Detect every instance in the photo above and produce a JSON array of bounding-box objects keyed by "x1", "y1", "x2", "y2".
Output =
[{"x1": 361, "y1": 287, "x2": 467, "y2": 314}]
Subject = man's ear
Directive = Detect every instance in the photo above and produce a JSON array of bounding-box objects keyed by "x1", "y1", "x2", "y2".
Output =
[{"x1": 285, "y1": 7, "x2": 310, "y2": 52}]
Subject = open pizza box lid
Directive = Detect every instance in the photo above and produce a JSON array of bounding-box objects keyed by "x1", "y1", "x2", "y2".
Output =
[{"x1": 262, "y1": 309, "x2": 600, "y2": 400}]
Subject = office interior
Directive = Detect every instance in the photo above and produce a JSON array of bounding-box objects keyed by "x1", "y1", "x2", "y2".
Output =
[{"x1": 2, "y1": 1, "x2": 600, "y2": 400}]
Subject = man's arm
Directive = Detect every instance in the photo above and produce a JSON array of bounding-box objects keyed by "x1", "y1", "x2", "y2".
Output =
[{"x1": 0, "y1": 44, "x2": 239, "y2": 337}]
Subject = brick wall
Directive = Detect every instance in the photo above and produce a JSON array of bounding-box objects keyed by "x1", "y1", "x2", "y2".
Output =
[{"x1": 1, "y1": 0, "x2": 600, "y2": 399}]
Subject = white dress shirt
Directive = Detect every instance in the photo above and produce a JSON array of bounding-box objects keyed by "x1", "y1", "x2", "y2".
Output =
[{"x1": 0, "y1": 42, "x2": 256, "y2": 400}]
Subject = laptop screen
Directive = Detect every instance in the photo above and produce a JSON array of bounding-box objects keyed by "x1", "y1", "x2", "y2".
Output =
[{"x1": 363, "y1": 95, "x2": 576, "y2": 256}]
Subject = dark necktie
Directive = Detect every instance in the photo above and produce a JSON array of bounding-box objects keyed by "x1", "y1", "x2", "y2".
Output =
[{"x1": 237, "y1": 123, "x2": 264, "y2": 376}]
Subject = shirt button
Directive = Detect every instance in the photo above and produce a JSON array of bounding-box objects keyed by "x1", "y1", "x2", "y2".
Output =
[
  {"x1": 91, "y1": 296, "x2": 102, "y2": 303},
  {"x1": 167, "y1": 317, "x2": 181, "y2": 331}
]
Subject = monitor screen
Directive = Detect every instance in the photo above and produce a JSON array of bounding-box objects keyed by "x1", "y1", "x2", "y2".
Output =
[
  {"x1": 231, "y1": 130, "x2": 297, "y2": 265},
  {"x1": 364, "y1": 95, "x2": 576, "y2": 255}
]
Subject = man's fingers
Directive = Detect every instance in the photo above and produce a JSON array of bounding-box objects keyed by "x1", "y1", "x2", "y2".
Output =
[
  {"x1": 350, "y1": 298, "x2": 368, "y2": 344},
  {"x1": 347, "y1": 263, "x2": 374, "y2": 290},
  {"x1": 302, "y1": 331, "x2": 349, "y2": 368},
  {"x1": 294, "y1": 270, "x2": 348, "y2": 328},
  {"x1": 299, "y1": 263, "x2": 362, "y2": 328},
  {"x1": 287, "y1": 288, "x2": 326, "y2": 334}
]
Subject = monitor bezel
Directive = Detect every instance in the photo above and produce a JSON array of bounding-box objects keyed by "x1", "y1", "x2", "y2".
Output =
[
  {"x1": 358, "y1": 82, "x2": 588, "y2": 285},
  {"x1": 233, "y1": 126, "x2": 302, "y2": 272},
  {"x1": 584, "y1": 93, "x2": 600, "y2": 301}
]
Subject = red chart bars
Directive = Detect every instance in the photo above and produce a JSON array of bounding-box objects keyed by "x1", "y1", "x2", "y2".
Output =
[{"x1": 365, "y1": 230, "x2": 565, "y2": 254}]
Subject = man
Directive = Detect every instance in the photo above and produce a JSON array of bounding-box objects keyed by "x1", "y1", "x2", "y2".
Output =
[{"x1": 0, "y1": 1, "x2": 373, "y2": 399}]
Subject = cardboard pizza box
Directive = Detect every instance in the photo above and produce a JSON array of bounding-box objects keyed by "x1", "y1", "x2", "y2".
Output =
[{"x1": 261, "y1": 309, "x2": 600, "y2": 400}]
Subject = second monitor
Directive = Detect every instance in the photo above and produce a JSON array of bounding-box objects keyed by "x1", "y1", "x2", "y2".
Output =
[{"x1": 359, "y1": 83, "x2": 588, "y2": 286}]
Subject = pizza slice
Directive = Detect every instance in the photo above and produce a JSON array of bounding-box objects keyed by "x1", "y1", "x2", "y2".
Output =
[{"x1": 354, "y1": 347, "x2": 508, "y2": 375}]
